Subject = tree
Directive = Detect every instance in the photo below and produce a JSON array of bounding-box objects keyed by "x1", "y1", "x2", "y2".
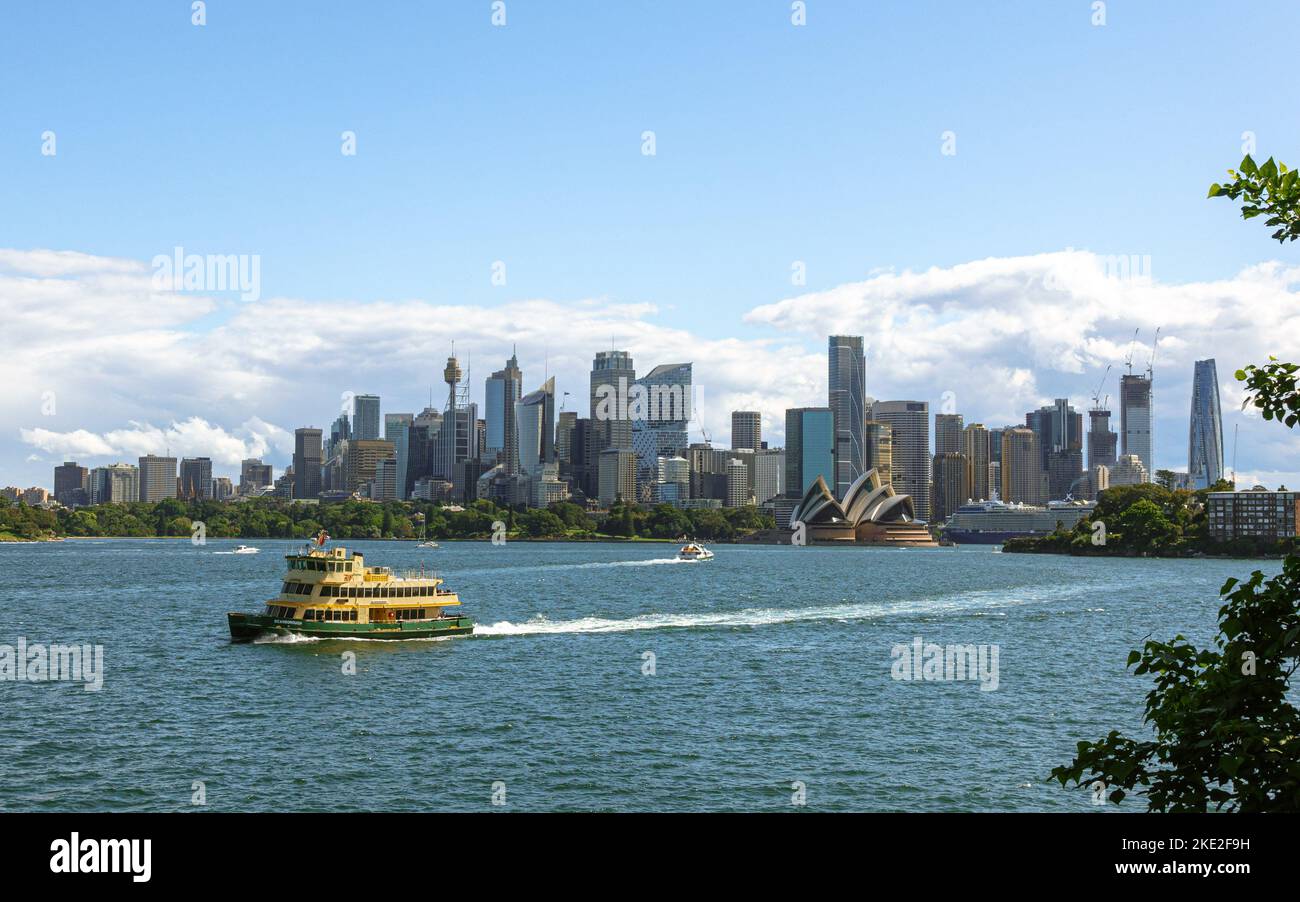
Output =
[
  {"x1": 1053, "y1": 156, "x2": 1300, "y2": 810},
  {"x1": 1208, "y1": 154, "x2": 1300, "y2": 243}
]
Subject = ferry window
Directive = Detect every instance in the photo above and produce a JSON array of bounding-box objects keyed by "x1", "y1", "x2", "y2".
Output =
[{"x1": 349, "y1": 609, "x2": 357, "y2": 621}]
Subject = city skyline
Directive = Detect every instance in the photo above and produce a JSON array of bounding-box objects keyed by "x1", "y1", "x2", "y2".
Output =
[{"x1": 5, "y1": 311, "x2": 1289, "y2": 495}]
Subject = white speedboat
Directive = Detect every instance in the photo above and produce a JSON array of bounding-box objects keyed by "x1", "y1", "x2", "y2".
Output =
[
  {"x1": 677, "y1": 542, "x2": 713, "y2": 561},
  {"x1": 232, "y1": 545, "x2": 260, "y2": 555}
]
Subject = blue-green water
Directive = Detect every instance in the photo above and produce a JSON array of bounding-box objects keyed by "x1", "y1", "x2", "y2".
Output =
[{"x1": 0, "y1": 539, "x2": 1277, "y2": 812}]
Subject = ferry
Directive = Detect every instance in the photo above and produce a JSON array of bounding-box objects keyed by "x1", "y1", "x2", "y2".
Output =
[
  {"x1": 941, "y1": 496, "x2": 1095, "y2": 545},
  {"x1": 677, "y1": 542, "x2": 714, "y2": 561},
  {"x1": 228, "y1": 533, "x2": 473, "y2": 641}
]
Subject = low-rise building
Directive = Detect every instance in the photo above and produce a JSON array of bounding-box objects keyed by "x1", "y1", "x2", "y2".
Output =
[{"x1": 1206, "y1": 487, "x2": 1298, "y2": 541}]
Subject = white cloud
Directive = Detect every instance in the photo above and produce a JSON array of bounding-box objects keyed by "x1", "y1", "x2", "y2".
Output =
[{"x1": 4, "y1": 247, "x2": 1299, "y2": 490}]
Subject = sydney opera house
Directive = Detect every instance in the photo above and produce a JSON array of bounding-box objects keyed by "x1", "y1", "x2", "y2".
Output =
[{"x1": 788, "y1": 469, "x2": 938, "y2": 547}]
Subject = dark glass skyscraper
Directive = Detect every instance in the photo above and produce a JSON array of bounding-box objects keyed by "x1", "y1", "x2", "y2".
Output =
[
  {"x1": 1188, "y1": 358, "x2": 1224, "y2": 489},
  {"x1": 293, "y1": 428, "x2": 323, "y2": 499},
  {"x1": 828, "y1": 335, "x2": 866, "y2": 498}
]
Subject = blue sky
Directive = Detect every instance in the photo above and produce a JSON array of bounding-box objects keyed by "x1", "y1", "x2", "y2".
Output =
[
  {"x1": 3, "y1": 1, "x2": 1299, "y2": 489},
  {"x1": 4, "y1": 1, "x2": 1297, "y2": 317}
]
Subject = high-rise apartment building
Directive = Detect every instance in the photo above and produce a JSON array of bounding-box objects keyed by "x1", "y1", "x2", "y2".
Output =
[
  {"x1": 1000, "y1": 428, "x2": 1044, "y2": 505},
  {"x1": 962, "y1": 424, "x2": 991, "y2": 502},
  {"x1": 725, "y1": 457, "x2": 750, "y2": 508}
]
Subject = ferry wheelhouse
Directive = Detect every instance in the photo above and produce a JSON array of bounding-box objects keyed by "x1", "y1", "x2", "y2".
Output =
[{"x1": 228, "y1": 542, "x2": 473, "y2": 641}]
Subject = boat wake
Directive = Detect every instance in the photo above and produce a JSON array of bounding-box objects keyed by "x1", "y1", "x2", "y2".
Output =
[
  {"x1": 473, "y1": 586, "x2": 1047, "y2": 637},
  {"x1": 473, "y1": 577, "x2": 1131, "y2": 638},
  {"x1": 251, "y1": 632, "x2": 319, "y2": 644}
]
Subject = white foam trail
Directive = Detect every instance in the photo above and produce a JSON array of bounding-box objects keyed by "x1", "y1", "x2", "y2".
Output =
[
  {"x1": 473, "y1": 578, "x2": 1131, "y2": 638},
  {"x1": 252, "y1": 632, "x2": 319, "y2": 644},
  {"x1": 473, "y1": 586, "x2": 1048, "y2": 637},
  {"x1": 456, "y1": 556, "x2": 694, "y2": 577}
]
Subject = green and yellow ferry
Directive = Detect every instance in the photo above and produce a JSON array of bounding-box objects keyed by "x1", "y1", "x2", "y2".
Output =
[{"x1": 228, "y1": 540, "x2": 473, "y2": 642}]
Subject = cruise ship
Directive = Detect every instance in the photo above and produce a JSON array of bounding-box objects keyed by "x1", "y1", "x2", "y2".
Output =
[{"x1": 941, "y1": 496, "x2": 1096, "y2": 545}]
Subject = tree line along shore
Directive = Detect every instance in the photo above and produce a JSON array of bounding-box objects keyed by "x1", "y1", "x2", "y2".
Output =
[{"x1": 0, "y1": 496, "x2": 774, "y2": 544}]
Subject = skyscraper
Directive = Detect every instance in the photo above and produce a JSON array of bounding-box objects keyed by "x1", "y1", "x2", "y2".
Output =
[
  {"x1": 828, "y1": 335, "x2": 866, "y2": 498},
  {"x1": 591, "y1": 349, "x2": 637, "y2": 501},
  {"x1": 632, "y1": 362, "x2": 691, "y2": 497},
  {"x1": 352, "y1": 394, "x2": 381, "y2": 441},
  {"x1": 863, "y1": 420, "x2": 893, "y2": 487},
  {"x1": 293, "y1": 428, "x2": 323, "y2": 499},
  {"x1": 784, "y1": 407, "x2": 834, "y2": 498},
  {"x1": 91, "y1": 462, "x2": 139, "y2": 504},
  {"x1": 239, "y1": 458, "x2": 273, "y2": 495},
  {"x1": 485, "y1": 351, "x2": 524, "y2": 475},
  {"x1": 53, "y1": 461, "x2": 88, "y2": 507},
  {"x1": 1120, "y1": 373, "x2": 1153, "y2": 481},
  {"x1": 179, "y1": 457, "x2": 213, "y2": 500},
  {"x1": 1027, "y1": 399, "x2": 1084, "y2": 500},
  {"x1": 138, "y1": 454, "x2": 178, "y2": 502},
  {"x1": 516, "y1": 377, "x2": 557, "y2": 476},
  {"x1": 932, "y1": 451, "x2": 969, "y2": 522},
  {"x1": 590, "y1": 349, "x2": 636, "y2": 448},
  {"x1": 1000, "y1": 428, "x2": 1045, "y2": 505},
  {"x1": 731, "y1": 411, "x2": 762, "y2": 451},
  {"x1": 385, "y1": 413, "x2": 414, "y2": 501},
  {"x1": 962, "y1": 423, "x2": 991, "y2": 502},
  {"x1": 934, "y1": 414, "x2": 964, "y2": 454},
  {"x1": 871, "y1": 401, "x2": 932, "y2": 521},
  {"x1": 1087, "y1": 408, "x2": 1118, "y2": 471},
  {"x1": 1188, "y1": 358, "x2": 1224, "y2": 490}
]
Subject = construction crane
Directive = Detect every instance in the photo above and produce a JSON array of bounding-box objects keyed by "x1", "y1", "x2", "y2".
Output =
[
  {"x1": 1123, "y1": 328, "x2": 1140, "y2": 374},
  {"x1": 1145, "y1": 326, "x2": 1161, "y2": 379},
  {"x1": 1090, "y1": 365, "x2": 1112, "y2": 410}
]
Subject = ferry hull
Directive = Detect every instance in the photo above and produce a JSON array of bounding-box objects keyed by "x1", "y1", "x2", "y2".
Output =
[{"x1": 228, "y1": 612, "x2": 474, "y2": 642}]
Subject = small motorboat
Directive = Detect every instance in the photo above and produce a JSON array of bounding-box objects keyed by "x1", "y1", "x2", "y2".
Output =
[
  {"x1": 232, "y1": 545, "x2": 260, "y2": 555},
  {"x1": 677, "y1": 542, "x2": 714, "y2": 561}
]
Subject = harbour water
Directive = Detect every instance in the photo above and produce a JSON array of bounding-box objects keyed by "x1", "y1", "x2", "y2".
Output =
[{"x1": 0, "y1": 538, "x2": 1275, "y2": 812}]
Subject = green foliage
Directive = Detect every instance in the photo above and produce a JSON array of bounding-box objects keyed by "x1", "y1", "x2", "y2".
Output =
[
  {"x1": 1236, "y1": 357, "x2": 1300, "y2": 429},
  {"x1": 1208, "y1": 154, "x2": 1300, "y2": 243},
  {"x1": 34, "y1": 496, "x2": 773, "y2": 543},
  {"x1": 1058, "y1": 162, "x2": 1300, "y2": 811},
  {"x1": 1051, "y1": 557, "x2": 1300, "y2": 811}
]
